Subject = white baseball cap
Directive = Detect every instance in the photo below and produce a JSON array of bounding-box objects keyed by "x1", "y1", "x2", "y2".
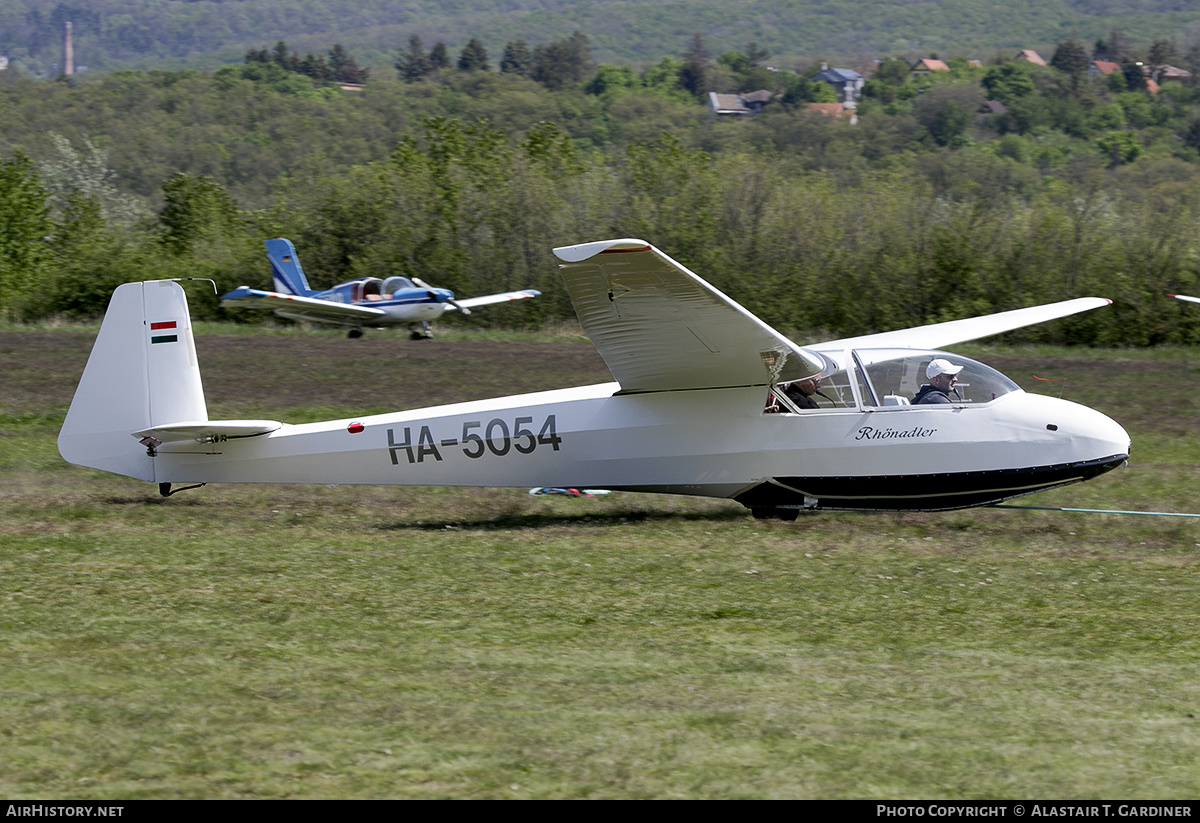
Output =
[{"x1": 926, "y1": 358, "x2": 964, "y2": 379}]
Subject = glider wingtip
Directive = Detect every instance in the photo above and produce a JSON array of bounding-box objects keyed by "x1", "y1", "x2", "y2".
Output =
[{"x1": 553, "y1": 238, "x2": 652, "y2": 264}]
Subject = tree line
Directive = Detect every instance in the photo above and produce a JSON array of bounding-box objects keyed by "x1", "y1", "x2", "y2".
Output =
[
  {"x1": 3, "y1": 26, "x2": 1200, "y2": 346},
  {"x1": 3, "y1": 118, "x2": 1199, "y2": 347},
  {"x1": 243, "y1": 42, "x2": 370, "y2": 86}
]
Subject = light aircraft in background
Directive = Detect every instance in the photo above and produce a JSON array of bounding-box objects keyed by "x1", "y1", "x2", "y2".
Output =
[
  {"x1": 59, "y1": 239, "x2": 1130, "y2": 520},
  {"x1": 220, "y1": 238, "x2": 540, "y2": 339},
  {"x1": 1169, "y1": 294, "x2": 1200, "y2": 305}
]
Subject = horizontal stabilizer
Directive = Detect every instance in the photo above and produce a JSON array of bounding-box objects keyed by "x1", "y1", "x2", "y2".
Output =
[{"x1": 132, "y1": 420, "x2": 282, "y2": 443}]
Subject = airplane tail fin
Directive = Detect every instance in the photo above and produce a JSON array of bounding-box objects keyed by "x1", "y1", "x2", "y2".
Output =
[
  {"x1": 58, "y1": 280, "x2": 208, "y2": 481},
  {"x1": 265, "y1": 238, "x2": 315, "y2": 296}
]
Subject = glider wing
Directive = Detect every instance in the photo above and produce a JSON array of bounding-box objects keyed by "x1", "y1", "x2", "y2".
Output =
[{"x1": 553, "y1": 239, "x2": 826, "y2": 392}]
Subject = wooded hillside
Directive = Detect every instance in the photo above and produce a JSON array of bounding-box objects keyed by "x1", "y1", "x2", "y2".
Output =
[
  {"x1": 5, "y1": 0, "x2": 1200, "y2": 76},
  {"x1": 2, "y1": 24, "x2": 1200, "y2": 346}
]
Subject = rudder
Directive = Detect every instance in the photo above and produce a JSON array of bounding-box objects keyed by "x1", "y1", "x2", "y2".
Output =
[
  {"x1": 58, "y1": 280, "x2": 208, "y2": 481},
  {"x1": 266, "y1": 238, "x2": 314, "y2": 296}
]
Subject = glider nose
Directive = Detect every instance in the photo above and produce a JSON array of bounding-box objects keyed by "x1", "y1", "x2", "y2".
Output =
[
  {"x1": 1042, "y1": 395, "x2": 1130, "y2": 462},
  {"x1": 1079, "y1": 403, "x2": 1130, "y2": 458},
  {"x1": 1103, "y1": 412, "x2": 1130, "y2": 457},
  {"x1": 1013, "y1": 393, "x2": 1129, "y2": 481}
]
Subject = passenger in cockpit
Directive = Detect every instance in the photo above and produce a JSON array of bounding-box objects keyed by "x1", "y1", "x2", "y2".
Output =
[
  {"x1": 784, "y1": 376, "x2": 822, "y2": 409},
  {"x1": 766, "y1": 376, "x2": 823, "y2": 412},
  {"x1": 914, "y1": 358, "x2": 963, "y2": 404}
]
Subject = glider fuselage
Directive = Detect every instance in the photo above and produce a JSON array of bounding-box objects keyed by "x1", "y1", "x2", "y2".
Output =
[{"x1": 136, "y1": 382, "x2": 1127, "y2": 512}]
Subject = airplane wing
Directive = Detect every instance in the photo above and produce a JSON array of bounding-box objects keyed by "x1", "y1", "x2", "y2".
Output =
[
  {"x1": 806, "y1": 297, "x2": 1112, "y2": 367},
  {"x1": 452, "y1": 289, "x2": 541, "y2": 310},
  {"x1": 1169, "y1": 293, "x2": 1200, "y2": 305},
  {"x1": 220, "y1": 287, "x2": 388, "y2": 324},
  {"x1": 552, "y1": 239, "x2": 826, "y2": 392}
]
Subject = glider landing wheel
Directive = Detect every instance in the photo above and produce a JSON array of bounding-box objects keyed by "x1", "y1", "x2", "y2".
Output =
[{"x1": 347, "y1": 328, "x2": 364, "y2": 339}]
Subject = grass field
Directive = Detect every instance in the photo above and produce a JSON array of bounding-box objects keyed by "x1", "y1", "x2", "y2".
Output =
[{"x1": 2, "y1": 328, "x2": 1199, "y2": 799}]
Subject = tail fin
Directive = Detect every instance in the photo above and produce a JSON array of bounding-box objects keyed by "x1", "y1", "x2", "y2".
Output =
[
  {"x1": 266, "y1": 238, "x2": 314, "y2": 296},
  {"x1": 59, "y1": 280, "x2": 208, "y2": 481}
]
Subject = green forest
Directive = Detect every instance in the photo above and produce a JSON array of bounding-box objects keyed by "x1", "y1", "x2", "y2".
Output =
[{"x1": 3, "y1": 25, "x2": 1200, "y2": 346}]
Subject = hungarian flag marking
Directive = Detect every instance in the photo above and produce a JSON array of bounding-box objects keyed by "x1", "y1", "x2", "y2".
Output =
[{"x1": 150, "y1": 320, "x2": 178, "y2": 344}]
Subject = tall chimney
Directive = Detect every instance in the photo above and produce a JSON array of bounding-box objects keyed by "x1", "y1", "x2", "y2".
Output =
[{"x1": 64, "y1": 21, "x2": 73, "y2": 75}]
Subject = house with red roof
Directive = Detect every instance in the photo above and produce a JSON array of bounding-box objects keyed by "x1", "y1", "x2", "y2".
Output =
[{"x1": 911, "y1": 57, "x2": 950, "y2": 74}]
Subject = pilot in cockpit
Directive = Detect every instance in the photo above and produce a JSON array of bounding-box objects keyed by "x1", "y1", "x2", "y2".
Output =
[
  {"x1": 914, "y1": 358, "x2": 963, "y2": 405},
  {"x1": 766, "y1": 375, "x2": 823, "y2": 412}
]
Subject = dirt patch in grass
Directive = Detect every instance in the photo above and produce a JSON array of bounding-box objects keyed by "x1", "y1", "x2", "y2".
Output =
[
  {"x1": 5, "y1": 330, "x2": 1193, "y2": 429},
  {"x1": 1, "y1": 331, "x2": 614, "y2": 417}
]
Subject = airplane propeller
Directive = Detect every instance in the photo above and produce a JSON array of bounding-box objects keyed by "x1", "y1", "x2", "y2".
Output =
[{"x1": 413, "y1": 277, "x2": 471, "y2": 314}]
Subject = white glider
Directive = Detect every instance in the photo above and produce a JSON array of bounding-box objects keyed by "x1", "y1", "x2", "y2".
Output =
[{"x1": 59, "y1": 239, "x2": 1129, "y2": 518}]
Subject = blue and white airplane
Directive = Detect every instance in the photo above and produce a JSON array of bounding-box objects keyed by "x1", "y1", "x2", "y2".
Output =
[{"x1": 220, "y1": 238, "x2": 540, "y2": 339}]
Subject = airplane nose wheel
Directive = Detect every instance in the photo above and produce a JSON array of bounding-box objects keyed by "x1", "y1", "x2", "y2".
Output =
[{"x1": 348, "y1": 328, "x2": 363, "y2": 339}]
